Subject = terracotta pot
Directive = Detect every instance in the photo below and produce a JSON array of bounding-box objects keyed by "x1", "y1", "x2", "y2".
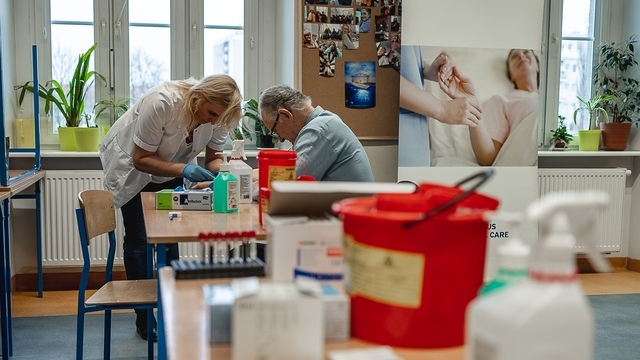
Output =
[{"x1": 599, "y1": 122, "x2": 631, "y2": 151}]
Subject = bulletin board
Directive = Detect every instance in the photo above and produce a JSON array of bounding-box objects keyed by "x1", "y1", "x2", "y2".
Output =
[{"x1": 300, "y1": 0, "x2": 401, "y2": 139}]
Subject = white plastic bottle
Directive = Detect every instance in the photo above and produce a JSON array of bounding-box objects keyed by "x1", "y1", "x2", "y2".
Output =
[
  {"x1": 466, "y1": 191, "x2": 610, "y2": 360},
  {"x1": 478, "y1": 212, "x2": 530, "y2": 296},
  {"x1": 213, "y1": 153, "x2": 239, "y2": 213},
  {"x1": 229, "y1": 140, "x2": 253, "y2": 204}
]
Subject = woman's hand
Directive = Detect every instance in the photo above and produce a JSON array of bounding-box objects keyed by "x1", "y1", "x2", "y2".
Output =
[
  {"x1": 425, "y1": 51, "x2": 452, "y2": 82},
  {"x1": 438, "y1": 97, "x2": 482, "y2": 127}
]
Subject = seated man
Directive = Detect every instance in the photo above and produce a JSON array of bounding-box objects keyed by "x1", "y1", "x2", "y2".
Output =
[{"x1": 257, "y1": 84, "x2": 374, "y2": 182}]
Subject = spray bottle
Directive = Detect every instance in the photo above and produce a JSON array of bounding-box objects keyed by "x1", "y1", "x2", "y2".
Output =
[
  {"x1": 466, "y1": 191, "x2": 610, "y2": 360},
  {"x1": 478, "y1": 212, "x2": 530, "y2": 296},
  {"x1": 213, "y1": 153, "x2": 239, "y2": 213},
  {"x1": 229, "y1": 140, "x2": 254, "y2": 204}
]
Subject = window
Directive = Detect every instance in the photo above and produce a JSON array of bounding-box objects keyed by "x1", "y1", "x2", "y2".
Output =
[
  {"x1": 543, "y1": 0, "x2": 616, "y2": 144},
  {"x1": 558, "y1": 0, "x2": 596, "y2": 133},
  {"x1": 14, "y1": 0, "x2": 268, "y2": 147}
]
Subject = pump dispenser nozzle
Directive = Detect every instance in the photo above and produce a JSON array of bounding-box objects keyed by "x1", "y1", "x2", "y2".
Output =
[
  {"x1": 527, "y1": 191, "x2": 611, "y2": 274},
  {"x1": 231, "y1": 140, "x2": 247, "y2": 160},
  {"x1": 216, "y1": 152, "x2": 231, "y2": 172}
]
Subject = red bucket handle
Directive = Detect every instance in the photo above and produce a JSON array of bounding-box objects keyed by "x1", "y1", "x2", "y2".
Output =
[{"x1": 403, "y1": 169, "x2": 495, "y2": 228}]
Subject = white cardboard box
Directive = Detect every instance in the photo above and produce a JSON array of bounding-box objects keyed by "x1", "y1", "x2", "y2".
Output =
[
  {"x1": 232, "y1": 279, "x2": 324, "y2": 360},
  {"x1": 264, "y1": 181, "x2": 416, "y2": 285}
]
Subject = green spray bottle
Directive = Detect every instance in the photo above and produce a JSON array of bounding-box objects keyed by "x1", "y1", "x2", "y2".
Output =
[{"x1": 213, "y1": 153, "x2": 239, "y2": 213}]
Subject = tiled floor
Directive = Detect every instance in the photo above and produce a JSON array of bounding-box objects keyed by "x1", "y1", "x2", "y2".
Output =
[{"x1": 11, "y1": 269, "x2": 640, "y2": 318}]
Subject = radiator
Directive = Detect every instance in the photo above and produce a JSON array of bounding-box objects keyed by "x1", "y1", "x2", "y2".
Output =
[
  {"x1": 43, "y1": 170, "x2": 200, "y2": 267},
  {"x1": 538, "y1": 168, "x2": 627, "y2": 253}
]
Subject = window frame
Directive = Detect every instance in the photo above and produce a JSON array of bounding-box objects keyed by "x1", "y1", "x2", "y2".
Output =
[
  {"x1": 13, "y1": 0, "x2": 271, "y2": 148},
  {"x1": 541, "y1": 0, "x2": 620, "y2": 146}
]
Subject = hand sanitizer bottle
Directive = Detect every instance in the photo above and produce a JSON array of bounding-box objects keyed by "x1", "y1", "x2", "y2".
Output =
[
  {"x1": 478, "y1": 212, "x2": 530, "y2": 296},
  {"x1": 466, "y1": 191, "x2": 610, "y2": 360},
  {"x1": 229, "y1": 140, "x2": 253, "y2": 204},
  {"x1": 213, "y1": 153, "x2": 239, "y2": 213}
]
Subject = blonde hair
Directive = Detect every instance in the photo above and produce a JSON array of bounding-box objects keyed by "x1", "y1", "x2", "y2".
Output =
[{"x1": 176, "y1": 74, "x2": 243, "y2": 132}]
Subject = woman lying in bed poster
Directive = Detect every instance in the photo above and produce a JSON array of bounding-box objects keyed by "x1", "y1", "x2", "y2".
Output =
[{"x1": 439, "y1": 49, "x2": 539, "y2": 166}]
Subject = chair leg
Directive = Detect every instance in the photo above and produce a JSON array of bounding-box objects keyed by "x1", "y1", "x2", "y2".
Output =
[
  {"x1": 76, "y1": 309, "x2": 85, "y2": 360},
  {"x1": 104, "y1": 310, "x2": 112, "y2": 360},
  {"x1": 148, "y1": 308, "x2": 154, "y2": 360}
]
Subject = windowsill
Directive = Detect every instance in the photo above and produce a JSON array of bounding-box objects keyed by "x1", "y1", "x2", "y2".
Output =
[
  {"x1": 9, "y1": 149, "x2": 262, "y2": 158},
  {"x1": 11, "y1": 149, "x2": 640, "y2": 159},
  {"x1": 538, "y1": 150, "x2": 640, "y2": 157}
]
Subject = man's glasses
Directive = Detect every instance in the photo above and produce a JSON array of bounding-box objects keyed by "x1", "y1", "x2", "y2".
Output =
[{"x1": 269, "y1": 112, "x2": 280, "y2": 136}]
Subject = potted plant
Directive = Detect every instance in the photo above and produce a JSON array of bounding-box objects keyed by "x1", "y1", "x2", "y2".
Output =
[
  {"x1": 15, "y1": 43, "x2": 106, "y2": 151},
  {"x1": 93, "y1": 95, "x2": 132, "y2": 125},
  {"x1": 592, "y1": 34, "x2": 640, "y2": 150},
  {"x1": 242, "y1": 98, "x2": 278, "y2": 148},
  {"x1": 573, "y1": 94, "x2": 616, "y2": 151},
  {"x1": 549, "y1": 115, "x2": 573, "y2": 150}
]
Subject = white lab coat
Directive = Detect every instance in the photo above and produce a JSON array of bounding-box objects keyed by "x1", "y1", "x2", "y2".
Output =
[{"x1": 100, "y1": 82, "x2": 228, "y2": 208}]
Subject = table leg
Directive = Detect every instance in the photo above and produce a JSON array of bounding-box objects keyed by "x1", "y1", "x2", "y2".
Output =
[
  {"x1": 35, "y1": 182, "x2": 42, "y2": 298},
  {"x1": 0, "y1": 198, "x2": 11, "y2": 357},
  {"x1": 156, "y1": 244, "x2": 167, "y2": 360}
]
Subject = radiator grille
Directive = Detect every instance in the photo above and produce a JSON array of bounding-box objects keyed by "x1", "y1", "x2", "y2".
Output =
[
  {"x1": 43, "y1": 170, "x2": 199, "y2": 267},
  {"x1": 538, "y1": 168, "x2": 627, "y2": 253}
]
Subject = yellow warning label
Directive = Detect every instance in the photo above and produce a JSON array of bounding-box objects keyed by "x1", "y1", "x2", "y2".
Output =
[
  {"x1": 267, "y1": 166, "x2": 296, "y2": 188},
  {"x1": 344, "y1": 235, "x2": 424, "y2": 308}
]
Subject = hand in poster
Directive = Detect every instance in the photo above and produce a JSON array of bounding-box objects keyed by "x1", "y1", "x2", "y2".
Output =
[
  {"x1": 440, "y1": 97, "x2": 482, "y2": 127},
  {"x1": 438, "y1": 65, "x2": 481, "y2": 110},
  {"x1": 424, "y1": 52, "x2": 452, "y2": 83}
]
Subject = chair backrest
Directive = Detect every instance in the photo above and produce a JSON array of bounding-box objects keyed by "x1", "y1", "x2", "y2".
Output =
[{"x1": 78, "y1": 190, "x2": 117, "y2": 240}]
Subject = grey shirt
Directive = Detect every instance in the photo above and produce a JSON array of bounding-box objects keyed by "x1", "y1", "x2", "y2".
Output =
[{"x1": 293, "y1": 106, "x2": 374, "y2": 182}]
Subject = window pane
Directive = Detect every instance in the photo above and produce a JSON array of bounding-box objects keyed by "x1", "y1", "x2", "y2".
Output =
[
  {"x1": 558, "y1": 0, "x2": 596, "y2": 133},
  {"x1": 129, "y1": 0, "x2": 171, "y2": 100},
  {"x1": 559, "y1": 39, "x2": 594, "y2": 132},
  {"x1": 50, "y1": 0, "x2": 96, "y2": 129},
  {"x1": 51, "y1": 0, "x2": 93, "y2": 22},
  {"x1": 204, "y1": 0, "x2": 244, "y2": 94},
  {"x1": 204, "y1": 0, "x2": 243, "y2": 27},
  {"x1": 561, "y1": 0, "x2": 595, "y2": 38}
]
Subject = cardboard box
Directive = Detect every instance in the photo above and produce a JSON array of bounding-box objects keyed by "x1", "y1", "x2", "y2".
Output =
[
  {"x1": 155, "y1": 189, "x2": 212, "y2": 210},
  {"x1": 232, "y1": 278, "x2": 324, "y2": 360},
  {"x1": 203, "y1": 284, "x2": 234, "y2": 343},
  {"x1": 320, "y1": 283, "x2": 350, "y2": 340},
  {"x1": 264, "y1": 181, "x2": 416, "y2": 285},
  {"x1": 205, "y1": 281, "x2": 348, "y2": 343},
  {"x1": 265, "y1": 214, "x2": 344, "y2": 284}
]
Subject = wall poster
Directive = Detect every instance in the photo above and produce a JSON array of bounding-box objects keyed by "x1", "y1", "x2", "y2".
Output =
[{"x1": 397, "y1": 0, "x2": 545, "y2": 279}]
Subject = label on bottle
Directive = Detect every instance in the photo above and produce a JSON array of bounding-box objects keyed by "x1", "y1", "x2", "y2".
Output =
[
  {"x1": 267, "y1": 165, "x2": 296, "y2": 188},
  {"x1": 343, "y1": 235, "x2": 424, "y2": 308},
  {"x1": 227, "y1": 181, "x2": 239, "y2": 210}
]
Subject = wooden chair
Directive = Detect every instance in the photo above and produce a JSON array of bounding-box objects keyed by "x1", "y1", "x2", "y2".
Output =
[{"x1": 75, "y1": 190, "x2": 156, "y2": 360}]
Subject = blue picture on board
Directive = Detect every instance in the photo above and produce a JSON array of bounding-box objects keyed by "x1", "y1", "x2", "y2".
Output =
[{"x1": 344, "y1": 61, "x2": 376, "y2": 109}]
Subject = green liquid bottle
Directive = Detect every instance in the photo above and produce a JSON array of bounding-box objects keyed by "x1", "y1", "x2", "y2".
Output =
[{"x1": 213, "y1": 154, "x2": 239, "y2": 213}]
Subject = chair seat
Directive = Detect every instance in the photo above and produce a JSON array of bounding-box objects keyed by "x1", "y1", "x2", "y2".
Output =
[{"x1": 86, "y1": 279, "x2": 157, "y2": 306}]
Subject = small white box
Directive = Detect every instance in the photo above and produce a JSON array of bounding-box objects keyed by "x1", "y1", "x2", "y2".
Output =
[
  {"x1": 320, "y1": 283, "x2": 350, "y2": 340},
  {"x1": 265, "y1": 214, "x2": 344, "y2": 284},
  {"x1": 232, "y1": 280, "x2": 324, "y2": 360},
  {"x1": 155, "y1": 189, "x2": 212, "y2": 210},
  {"x1": 203, "y1": 284, "x2": 234, "y2": 344}
]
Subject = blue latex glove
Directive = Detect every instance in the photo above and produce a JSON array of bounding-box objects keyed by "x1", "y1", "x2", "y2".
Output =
[{"x1": 182, "y1": 163, "x2": 215, "y2": 182}]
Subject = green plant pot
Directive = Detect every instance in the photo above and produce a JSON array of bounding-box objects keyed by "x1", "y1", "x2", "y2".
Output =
[
  {"x1": 74, "y1": 127, "x2": 100, "y2": 152},
  {"x1": 58, "y1": 127, "x2": 77, "y2": 151},
  {"x1": 578, "y1": 130, "x2": 601, "y2": 151}
]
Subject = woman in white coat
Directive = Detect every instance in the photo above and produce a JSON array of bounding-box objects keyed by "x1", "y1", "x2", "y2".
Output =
[{"x1": 99, "y1": 74, "x2": 242, "y2": 340}]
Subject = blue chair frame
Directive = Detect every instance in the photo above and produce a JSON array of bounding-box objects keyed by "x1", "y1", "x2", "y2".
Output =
[{"x1": 75, "y1": 190, "x2": 156, "y2": 360}]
